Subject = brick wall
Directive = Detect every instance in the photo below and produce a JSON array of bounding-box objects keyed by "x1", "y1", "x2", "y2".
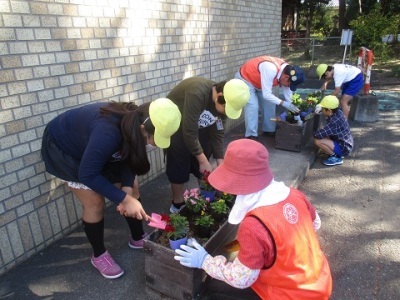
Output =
[{"x1": 0, "y1": 0, "x2": 281, "y2": 275}]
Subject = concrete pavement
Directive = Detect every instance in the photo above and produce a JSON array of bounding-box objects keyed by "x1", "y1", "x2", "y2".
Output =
[{"x1": 300, "y1": 106, "x2": 400, "y2": 299}]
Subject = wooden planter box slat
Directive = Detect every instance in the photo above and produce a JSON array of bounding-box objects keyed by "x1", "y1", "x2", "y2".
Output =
[{"x1": 144, "y1": 221, "x2": 238, "y2": 300}]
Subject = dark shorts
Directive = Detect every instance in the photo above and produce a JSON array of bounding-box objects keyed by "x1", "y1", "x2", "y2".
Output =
[
  {"x1": 342, "y1": 73, "x2": 363, "y2": 97},
  {"x1": 41, "y1": 126, "x2": 129, "y2": 185},
  {"x1": 165, "y1": 127, "x2": 212, "y2": 184}
]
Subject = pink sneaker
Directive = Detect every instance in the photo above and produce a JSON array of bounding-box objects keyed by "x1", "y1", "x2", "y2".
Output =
[
  {"x1": 91, "y1": 251, "x2": 124, "y2": 279},
  {"x1": 128, "y1": 233, "x2": 149, "y2": 249}
]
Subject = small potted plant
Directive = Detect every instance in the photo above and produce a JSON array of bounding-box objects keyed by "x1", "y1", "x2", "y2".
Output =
[
  {"x1": 199, "y1": 170, "x2": 216, "y2": 202},
  {"x1": 210, "y1": 199, "x2": 229, "y2": 223},
  {"x1": 194, "y1": 212, "x2": 214, "y2": 239},
  {"x1": 165, "y1": 213, "x2": 189, "y2": 250},
  {"x1": 183, "y1": 188, "x2": 209, "y2": 216}
]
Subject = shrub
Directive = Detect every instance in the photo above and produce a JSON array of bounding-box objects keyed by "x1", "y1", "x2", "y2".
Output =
[{"x1": 350, "y1": 6, "x2": 400, "y2": 59}]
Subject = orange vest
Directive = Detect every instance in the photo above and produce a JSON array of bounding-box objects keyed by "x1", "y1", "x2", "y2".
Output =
[
  {"x1": 240, "y1": 56, "x2": 286, "y2": 89},
  {"x1": 248, "y1": 189, "x2": 332, "y2": 299}
]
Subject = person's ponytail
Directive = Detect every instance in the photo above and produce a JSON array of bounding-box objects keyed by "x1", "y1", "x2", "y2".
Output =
[{"x1": 120, "y1": 112, "x2": 150, "y2": 175}]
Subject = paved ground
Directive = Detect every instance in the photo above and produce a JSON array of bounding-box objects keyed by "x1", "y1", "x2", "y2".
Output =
[
  {"x1": 300, "y1": 104, "x2": 400, "y2": 299},
  {"x1": 0, "y1": 78, "x2": 399, "y2": 300}
]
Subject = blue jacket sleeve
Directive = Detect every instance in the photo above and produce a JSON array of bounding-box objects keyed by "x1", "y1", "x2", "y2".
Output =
[{"x1": 78, "y1": 123, "x2": 128, "y2": 204}]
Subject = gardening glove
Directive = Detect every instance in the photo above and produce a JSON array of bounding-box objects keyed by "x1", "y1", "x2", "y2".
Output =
[
  {"x1": 282, "y1": 101, "x2": 300, "y2": 113},
  {"x1": 174, "y1": 238, "x2": 209, "y2": 269},
  {"x1": 314, "y1": 104, "x2": 322, "y2": 114}
]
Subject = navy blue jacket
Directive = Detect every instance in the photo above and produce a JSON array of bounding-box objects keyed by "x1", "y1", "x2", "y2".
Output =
[{"x1": 47, "y1": 102, "x2": 134, "y2": 203}]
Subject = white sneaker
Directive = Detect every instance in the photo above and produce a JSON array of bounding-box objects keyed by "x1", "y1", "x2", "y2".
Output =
[{"x1": 169, "y1": 203, "x2": 185, "y2": 214}]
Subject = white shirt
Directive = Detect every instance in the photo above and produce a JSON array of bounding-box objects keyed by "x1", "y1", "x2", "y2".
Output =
[
  {"x1": 259, "y1": 62, "x2": 293, "y2": 105},
  {"x1": 333, "y1": 64, "x2": 361, "y2": 87}
]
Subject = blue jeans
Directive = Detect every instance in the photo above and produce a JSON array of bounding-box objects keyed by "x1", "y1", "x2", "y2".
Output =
[{"x1": 235, "y1": 72, "x2": 276, "y2": 137}]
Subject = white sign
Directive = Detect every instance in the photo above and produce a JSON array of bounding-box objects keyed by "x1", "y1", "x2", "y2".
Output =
[{"x1": 340, "y1": 29, "x2": 353, "y2": 46}]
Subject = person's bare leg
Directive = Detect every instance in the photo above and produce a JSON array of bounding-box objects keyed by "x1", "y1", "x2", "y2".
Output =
[
  {"x1": 340, "y1": 94, "x2": 353, "y2": 118},
  {"x1": 69, "y1": 187, "x2": 105, "y2": 222},
  {"x1": 70, "y1": 186, "x2": 124, "y2": 278},
  {"x1": 132, "y1": 177, "x2": 140, "y2": 199},
  {"x1": 314, "y1": 139, "x2": 335, "y2": 156},
  {"x1": 69, "y1": 187, "x2": 108, "y2": 257},
  {"x1": 171, "y1": 183, "x2": 185, "y2": 205}
]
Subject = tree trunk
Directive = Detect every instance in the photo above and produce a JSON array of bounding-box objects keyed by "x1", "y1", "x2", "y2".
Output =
[
  {"x1": 339, "y1": 0, "x2": 347, "y2": 30},
  {"x1": 303, "y1": 9, "x2": 312, "y2": 60}
]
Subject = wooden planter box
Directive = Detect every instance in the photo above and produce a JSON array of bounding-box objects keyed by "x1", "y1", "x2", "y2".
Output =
[
  {"x1": 275, "y1": 114, "x2": 321, "y2": 152},
  {"x1": 144, "y1": 221, "x2": 238, "y2": 300}
]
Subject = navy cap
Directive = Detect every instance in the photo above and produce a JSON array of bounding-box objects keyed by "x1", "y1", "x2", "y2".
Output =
[{"x1": 289, "y1": 66, "x2": 305, "y2": 91}]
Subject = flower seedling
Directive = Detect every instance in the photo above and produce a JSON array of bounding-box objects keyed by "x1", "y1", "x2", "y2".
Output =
[
  {"x1": 210, "y1": 199, "x2": 229, "y2": 215},
  {"x1": 166, "y1": 213, "x2": 189, "y2": 240},
  {"x1": 219, "y1": 192, "x2": 236, "y2": 205},
  {"x1": 183, "y1": 188, "x2": 209, "y2": 214},
  {"x1": 194, "y1": 212, "x2": 214, "y2": 227}
]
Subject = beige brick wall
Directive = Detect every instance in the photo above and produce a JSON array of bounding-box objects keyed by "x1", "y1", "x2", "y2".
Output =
[{"x1": 0, "y1": 0, "x2": 282, "y2": 275}]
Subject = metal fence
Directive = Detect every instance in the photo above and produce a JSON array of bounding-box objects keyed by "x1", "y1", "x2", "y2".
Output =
[{"x1": 281, "y1": 36, "x2": 356, "y2": 67}]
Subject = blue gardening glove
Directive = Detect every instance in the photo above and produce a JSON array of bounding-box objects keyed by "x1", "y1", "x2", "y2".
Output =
[
  {"x1": 282, "y1": 101, "x2": 300, "y2": 113},
  {"x1": 174, "y1": 238, "x2": 209, "y2": 269}
]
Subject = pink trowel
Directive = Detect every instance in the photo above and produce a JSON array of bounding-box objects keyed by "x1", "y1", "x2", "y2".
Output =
[{"x1": 147, "y1": 213, "x2": 167, "y2": 230}]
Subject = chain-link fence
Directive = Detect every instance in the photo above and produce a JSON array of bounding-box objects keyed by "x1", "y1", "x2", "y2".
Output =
[{"x1": 281, "y1": 37, "x2": 358, "y2": 68}]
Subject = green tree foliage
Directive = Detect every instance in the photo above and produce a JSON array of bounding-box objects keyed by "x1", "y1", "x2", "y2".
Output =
[
  {"x1": 347, "y1": 0, "x2": 400, "y2": 24},
  {"x1": 308, "y1": 5, "x2": 331, "y2": 36},
  {"x1": 349, "y1": 5, "x2": 400, "y2": 59},
  {"x1": 299, "y1": 0, "x2": 330, "y2": 37},
  {"x1": 380, "y1": 0, "x2": 400, "y2": 16}
]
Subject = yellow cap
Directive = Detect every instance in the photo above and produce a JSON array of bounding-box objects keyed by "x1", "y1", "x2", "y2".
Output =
[
  {"x1": 316, "y1": 64, "x2": 328, "y2": 79},
  {"x1": 223, "y1": 79, "x2": 250, "y2": 119},
  {"x1": 319, "y1": 95, "x2": 339, "y2": 109},
  {"x1": 149, "y1": 98, "x2": 181, "y2": 148}
]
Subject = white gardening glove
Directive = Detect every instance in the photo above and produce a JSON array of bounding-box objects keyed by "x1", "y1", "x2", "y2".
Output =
[
  {"x1": 282, "y1": 101, "x2": 300, "y2": 113},
  {"x1": 174, "y1": 238, "x2": 209, "y2": 269},
  {"x1": 314, "y1": 104, "x2": 322, "y2": 114}
]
